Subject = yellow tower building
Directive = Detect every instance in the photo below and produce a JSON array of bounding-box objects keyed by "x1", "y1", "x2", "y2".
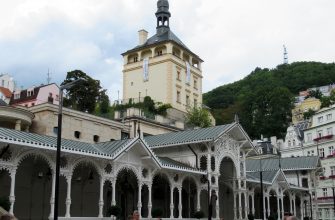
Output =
[{"x1": 121, "y1": 0, "x2": 203, "y2": 113}]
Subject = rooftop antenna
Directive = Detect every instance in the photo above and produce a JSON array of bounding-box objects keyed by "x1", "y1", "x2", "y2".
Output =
[
  {"x1": 283, "y1": 45, "x2": 288, "y2": 64},
  {"x1": 47, "y1": 69, "x2": 52, "y2": 84}
]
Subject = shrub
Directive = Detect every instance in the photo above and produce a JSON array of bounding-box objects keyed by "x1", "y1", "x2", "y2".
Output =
[
  {"x1": 0, "y1": 197, "x2": 10, "y2": 211},
  {"x1": 108, "y1": 205, "x2": 122, "y2": 217},
  {"x1": 193, "y1": 210, "x2": 205, "y2": 219},
  {"x1": 151, "y1": 208, "x2": 163, "y2": 218}
]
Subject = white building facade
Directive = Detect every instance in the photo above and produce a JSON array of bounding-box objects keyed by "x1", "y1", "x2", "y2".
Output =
[{"x1": 282, "y1": 105, "x2": 335, "y2": 220}]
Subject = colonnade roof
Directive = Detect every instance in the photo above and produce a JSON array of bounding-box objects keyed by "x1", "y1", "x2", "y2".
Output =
[
  {"x1": 246, "y1": 156, "x2": 320, "y2": 172},
  {"x1": 144, "y1": 123, "x2": 234, "y2": 148},
  {"x1": 0, "y1": 127, "x2": 206, "y2": 174}
]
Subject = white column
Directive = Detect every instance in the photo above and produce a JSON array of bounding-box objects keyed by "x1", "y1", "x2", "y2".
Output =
[
  {"x1": 289, "y1": 197, "x2": 293, "y2": 215},
  {"x1": 239, "y1": 191, "x2": 242, "y2": 219},
  {"x1": 49, "y1": 171, "x2": 56, "y2": 219},
  {"x1": 244, "y1": 192, "x2": 248, "y2": 219},
  {"x1": 293, "y1": 196, "x2": 297, "y2": 216},
  {"x1": 170, "y1": 186, "x2": 174, "y2": 219},
  {"x1": 197, "y1": 189, "x2": 201, "y2": 211},
  {"x1": 138, "y1": 183, "x2": 142, "y2": 218},
  {"x1": 98, "y1": 177, "x2": 104, "y2": 218},
  {"x1": 148, "y1": 184, "x2": 152, "y2": 219},
  {"x1": 9, "y1": 168, "x2": 16, "y2": 215},
  {"x1": 178, "y1": 187, "x2": 182, "y2": 219},
  {"x1": 112, "y1": 180, "x2": 116, "y2": 206},
  {"x1": 251, "y1": 194, "x2": 255, "y2": 215},
  {"x1": 65, "y1": 175, "x2": 72, "y2": 218},
  {"x1": 15, "y1": 120, "x2": 21, "y2": 131}
]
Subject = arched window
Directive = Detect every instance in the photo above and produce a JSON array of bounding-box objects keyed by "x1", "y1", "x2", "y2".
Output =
[{"x1": 288, "y1": 140, "x2": 291, "y2": 147}]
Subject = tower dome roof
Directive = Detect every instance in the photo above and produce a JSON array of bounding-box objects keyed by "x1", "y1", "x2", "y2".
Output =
[
  {"x1": 157, "y1": 0, "x2": 169, "y2": 9},
  {"x1": 157, "y1": 0, "x2": 170, "y2": 14}
]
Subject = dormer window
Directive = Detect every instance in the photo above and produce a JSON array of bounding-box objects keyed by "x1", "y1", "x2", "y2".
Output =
[
  {"x1": 27, "y1": 88, "x2": 34, "y2": 97},
  {"x1": 14, "y1": 92, "x2": 20, "y2": 99}
]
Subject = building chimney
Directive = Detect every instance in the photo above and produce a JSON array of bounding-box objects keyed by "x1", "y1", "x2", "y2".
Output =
[{"x1": 138, "y1": 29, "x2": 148, "y2": 45}]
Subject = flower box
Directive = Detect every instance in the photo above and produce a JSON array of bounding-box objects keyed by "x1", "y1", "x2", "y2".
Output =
[
  {"x1": 314, "y1": 135, "x2": 334, "y2": 142},
  {"x1": 320, "y1": 176, "x2": 326, "y2": 180},
  {"x1": 329, "y1": 175, "x2": 335, "y2": 179}
]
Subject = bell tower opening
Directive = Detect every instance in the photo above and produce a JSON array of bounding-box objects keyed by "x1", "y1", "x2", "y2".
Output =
[{"x1": 156, "y1": 0, "x2": 171, "y2": 34}]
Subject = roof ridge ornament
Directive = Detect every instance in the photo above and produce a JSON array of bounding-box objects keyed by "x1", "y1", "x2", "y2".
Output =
[{"x1": 234, "y1": 114, "x2": 239, "y2": 123}]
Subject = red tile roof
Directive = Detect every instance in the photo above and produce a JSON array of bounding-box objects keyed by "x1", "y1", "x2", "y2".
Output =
[{"x1": 0, "y1": 87, "x2": 12, "y2": 98}]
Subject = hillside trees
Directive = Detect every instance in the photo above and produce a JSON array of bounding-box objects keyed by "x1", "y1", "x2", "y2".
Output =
[{"x1": 204, "y1": 62, "x2": 335, "y2": 139}]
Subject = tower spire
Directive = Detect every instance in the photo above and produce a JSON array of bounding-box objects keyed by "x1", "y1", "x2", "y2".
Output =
[
  {"x1": 283, "y1": 45, "x2": 288, "y2": 64},
  {"x1": 156, "y1": 0, "x2": 171, "y2": 34}
]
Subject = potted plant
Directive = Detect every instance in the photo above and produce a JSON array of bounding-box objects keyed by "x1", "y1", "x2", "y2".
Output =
[
  {"x1": 108, "y1": 205, "x2": 121, "y2": 220},
  {"x1": 248, "y1": 213, "x2": 255, "y2": 220},
  {"x1": 151, "y1": 208, "x2": 163, "y2": 218},
  {"x1": 0, "y1": 197, "x2": 10, "y2": 212},
  {"x1": 193, "y1": 210, "x2": 205, "y2": 219}
]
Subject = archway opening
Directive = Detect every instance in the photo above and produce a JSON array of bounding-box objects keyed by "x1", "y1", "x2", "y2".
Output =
[
  {"x1": 14, "y1": 155, "x2": 52, "y2": 220},
  {"x1": 283, "y1": 191, "x2": 291, "y2": 215},
  {"x1": 152, "y1": 173, "x2": 170, "y2": 218},
  {"x1": 0, "y1": 169, "x2": 10, "y2": 211},
  {"x1": 103, "y1": 180, "x2": 113, "y2": 217},
  {"x1": 200, "y1": 190, "x2": 209, "y2": 217},
  {"x1": 295, "y1": 195, "x2": 302, "y2": 219},
  {"x1": 71, "y1": 162, "x2": 100, "y2": 217},
  {"x1": 269, "y1": 190, "x2": 278, "y2": 218},
  {"x1": 219, "y1": 157, "x2": 236, "y2": 220},
  {"x1": 182, "y1": 177, "x2": 197, "y2": 218},
  {"x1": 141, "y1": 185, "x2": 149, "y2": 218},
  {"x1": 173, "y1": 188, "x2": 179, "y2": 218},
  {"x1": 116, "y1": 169, "x2": 138, "y2": 220}
]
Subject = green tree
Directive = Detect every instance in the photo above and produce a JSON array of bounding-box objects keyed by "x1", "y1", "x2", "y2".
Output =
[
  {"x1": 186, "y1": 107, "x2": 212, "y2": 128},
  {"x1": 321, "y1": 90, "x2": 335, "y2": 108},
  {"x1": 306, "y1": 89, "x2": 323, "y2": 99},
  {"x1": 203, "y1": 62, "x2": 335, "y2": 139},
  {"x1": 303, "y1": 109, "x2": 316, "y2": 120},
  {"x1": 62, "y1": 70, "x2": 109, "y2": 114}
]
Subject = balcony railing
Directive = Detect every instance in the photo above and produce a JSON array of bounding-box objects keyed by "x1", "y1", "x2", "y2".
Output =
[{"x1": 314, "y1": 134, "x2": 334, "y2": 142}]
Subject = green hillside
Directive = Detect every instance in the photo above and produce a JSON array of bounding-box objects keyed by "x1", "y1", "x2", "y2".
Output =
[{"x1": 203, "y1": 62, "x2": 335, "y2": 139}]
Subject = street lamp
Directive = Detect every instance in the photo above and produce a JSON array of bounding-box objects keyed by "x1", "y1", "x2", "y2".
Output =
[{"x1": 54, "y1": 79, "x2": 83, "y2": 220}]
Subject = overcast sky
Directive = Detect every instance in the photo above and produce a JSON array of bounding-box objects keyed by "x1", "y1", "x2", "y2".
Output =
[{"x1": 1, "y1": 0, "x2": 334, "y2": 100}]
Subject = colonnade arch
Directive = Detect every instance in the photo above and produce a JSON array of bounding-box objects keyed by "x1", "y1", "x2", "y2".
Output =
[
  {"x1": 182, "y1": 176, "x2": 197, "y2": 218},
  {"x1": 152, "y1": 173, "x2": 171, "y2": 218},
  {"x1": 14, "y1": 155, "x2": 52, "y2": 220},
  {"x1": 116, "y1": 168, "x2": 139, "y2": 220},
  {"x1": 219, "y1": 156, "x2": 237, "y2": 220},
  {"x1": 71, "y1": 162, "x2": 100, "y2": 217}
]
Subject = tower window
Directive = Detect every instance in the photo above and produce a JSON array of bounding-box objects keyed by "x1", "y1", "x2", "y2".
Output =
[
  {"x1": 157, "y1": 50, "x2": 163, "y2": 56},
  {"x1": 74, "y1": 131, "x2": 81, "y2": 139},
  {"x1": 177, "y1": 71, "x2": 181, "y2": 81},
  {"x1": 133, "y1": 56, "x2": 138, "y2": 62},
  {"x1": 93, "y1": 135, "x2": 100, "y2": 143},
  {"x1": 194, "y1": 79, "x2": 198, "y2": 89},
  {"x1": 186, "y1": 95, "x2": 190, "y2": 106},
  {"x1": 177, "y1": 91, "x2": 181, "y2": 103}
]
